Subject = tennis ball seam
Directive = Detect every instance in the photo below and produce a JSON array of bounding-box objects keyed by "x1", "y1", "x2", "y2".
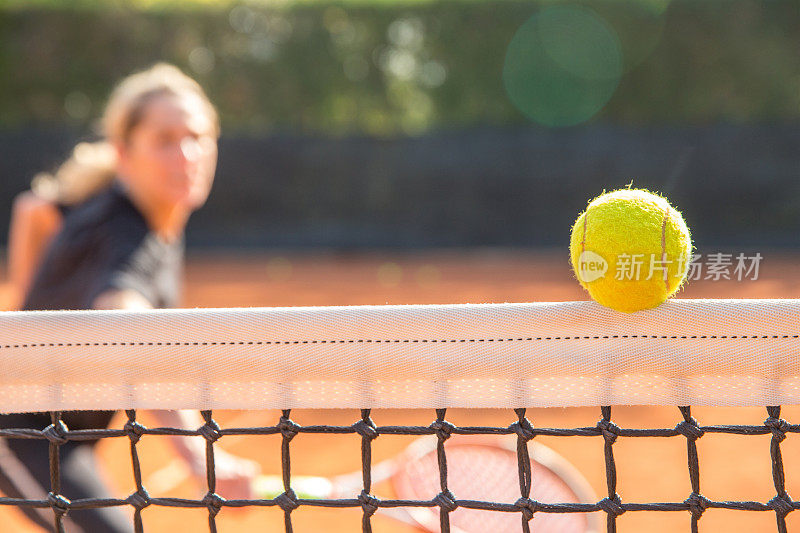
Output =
[
  {"x1": 660, "y1": 210, "x2": 668, "y2": 291},
  {"x1": 581, "y1": 209, "x2": 588, "y2": 256}
]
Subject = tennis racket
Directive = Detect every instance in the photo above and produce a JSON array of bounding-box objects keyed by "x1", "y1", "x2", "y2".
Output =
[{"x1": 255, "y1": 435, "x2": 600, "y2": 533}]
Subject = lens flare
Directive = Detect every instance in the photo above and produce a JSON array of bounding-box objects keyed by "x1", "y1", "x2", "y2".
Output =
[{"x1": 503, "y1": 5, "x2": 623, "y2": 127}]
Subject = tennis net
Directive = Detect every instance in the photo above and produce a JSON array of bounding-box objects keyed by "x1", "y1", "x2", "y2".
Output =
[{"x1": 0, "y1": 299, "x2": 798, "y2": 532}]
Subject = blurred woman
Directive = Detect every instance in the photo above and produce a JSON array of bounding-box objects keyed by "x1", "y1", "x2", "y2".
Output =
[
  {"x1": 7, "y1": 142, "x2": 116, "y2": 309},
  {"x1": 0, "y1": 63, "x2": 258, "y2": 532}
]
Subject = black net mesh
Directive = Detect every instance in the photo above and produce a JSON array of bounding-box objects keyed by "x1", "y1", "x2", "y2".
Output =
[{"x1": 0, "y1": 406, "x2": 797, "y2": 533}]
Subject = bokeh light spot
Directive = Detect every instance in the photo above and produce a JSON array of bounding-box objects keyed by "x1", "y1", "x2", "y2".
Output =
[
  {"x1": 188, "y1": 47, "x2": 215, "y2": 75},
  {"x1": 415, "y1": 265, "x2": 441, "y2": 288},
  {"x1": 229, "y1": 6, "x2": 256, "y2": 34},
  {"x1": 387, "y1": 17, "x2": 424, "y2": 51},
  {"x1": 377, "y1": 262, "x2": 403, "y2": 287},
  {"x1": 266, "y1": 257, "x2": 293, "y2": 282},
  {"x1": 249, "y1": 36, "x2": 277, "y2": 63},
  {"x1": 419, "y1": 60, "x2": 447, "y2": 88},
  {"x1": 64, "y1": 91, "x2": 91, "y2": 120},
  {"x1": 503, "y1": 5, "x2": 623, "y2": 127}
]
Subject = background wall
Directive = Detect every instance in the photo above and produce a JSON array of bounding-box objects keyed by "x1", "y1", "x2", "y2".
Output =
[{"x1": 1, "y1": 124, "x2": 798, "y2": 248}]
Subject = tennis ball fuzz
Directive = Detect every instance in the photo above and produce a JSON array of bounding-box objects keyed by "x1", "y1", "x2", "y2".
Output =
[{"x1": 569, "y1": 189, "x2": 693, "y2": 313}]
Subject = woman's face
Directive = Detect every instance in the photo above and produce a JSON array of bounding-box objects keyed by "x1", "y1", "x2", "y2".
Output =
[{"x1": 116, "y1": 93, "x2": 218, "y2": 211}]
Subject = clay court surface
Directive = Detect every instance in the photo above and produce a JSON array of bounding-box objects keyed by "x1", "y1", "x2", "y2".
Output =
[{"x1": 2, "y1": 248, "x2": 800, "y2": 532}]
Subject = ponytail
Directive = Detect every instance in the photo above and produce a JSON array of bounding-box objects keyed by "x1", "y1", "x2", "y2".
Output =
[{"x1": 31, "y1": 141, "x2": 116, "y2": 207}]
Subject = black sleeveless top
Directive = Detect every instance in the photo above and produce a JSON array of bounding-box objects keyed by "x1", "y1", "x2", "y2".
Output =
[
  {"x1": 23, "y1": 183, "x2": 183, "y2": 312},
  {"x1": 3, "y1": 183, "x2": 184, "y2": 432}
]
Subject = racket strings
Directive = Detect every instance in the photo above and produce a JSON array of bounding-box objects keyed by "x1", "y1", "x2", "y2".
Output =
[{"x1": 392, "y1": 440, "x2": 590, "y2": 533}]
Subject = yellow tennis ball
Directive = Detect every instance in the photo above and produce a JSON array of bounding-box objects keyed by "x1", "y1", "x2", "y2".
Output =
[{"x1": 569, "y1": 188, "x2": 693, "y2": 313}]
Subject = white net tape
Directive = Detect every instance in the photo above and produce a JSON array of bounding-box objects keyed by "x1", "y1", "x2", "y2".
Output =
[{"x1": 0, "y1": 299, "x2": 798, "y2": 412}]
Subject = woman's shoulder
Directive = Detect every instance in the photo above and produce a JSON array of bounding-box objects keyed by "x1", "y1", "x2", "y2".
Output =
[
  {"x1": 11, "y1": 190, "x2": 63, "y2": 229},
  {"x1": 61, "y1": 184, "x2": 146, "y2": 239}
]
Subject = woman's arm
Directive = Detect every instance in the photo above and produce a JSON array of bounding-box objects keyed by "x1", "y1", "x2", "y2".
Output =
[
  {"x1": 92, "y1": 288, "x2": 259, "y2": 499},
  {"x1": 7, "y1": 191, "x2": 63, "y2": 309},
  {"x1": 92, "y1": 288, "x2": 153, "y2": 310},
  {"x1": 148, "y1": 409, "x2": 259, "y2": 499}
]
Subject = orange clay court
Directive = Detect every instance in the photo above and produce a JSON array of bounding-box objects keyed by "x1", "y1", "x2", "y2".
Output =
[{"x1": 1, "y1": 249, "x2": 799, "y2": 532}]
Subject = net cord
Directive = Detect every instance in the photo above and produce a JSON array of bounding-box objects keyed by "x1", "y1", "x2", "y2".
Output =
[{"x1": 0, "y1": 299, "x2": 798, "y2": 412}]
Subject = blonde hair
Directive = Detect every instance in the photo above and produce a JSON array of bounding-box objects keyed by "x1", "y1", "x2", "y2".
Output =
[
  {"x1": 32, "y1": 63, "x2": 219, "y2": 207},
  {"x1": 103, "y1": 62, "x2": 219, "y2": 144},
  {"x1": 31, "y1": 142, "x2": 117, "y2": 206}
]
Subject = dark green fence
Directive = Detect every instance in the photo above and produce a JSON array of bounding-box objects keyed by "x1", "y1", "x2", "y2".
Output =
[{"x1": 1, "y1": 124, "x2": 798, "y2": 249}]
